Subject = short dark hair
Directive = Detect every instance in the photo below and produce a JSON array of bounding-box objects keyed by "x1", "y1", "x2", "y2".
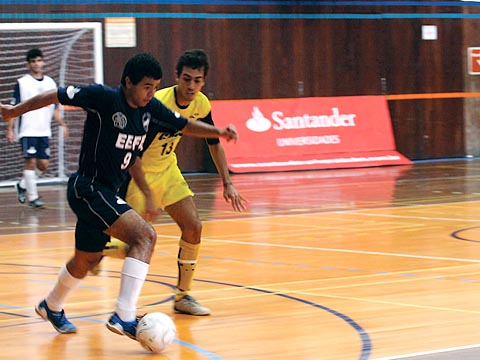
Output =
[
  {"x1": 121, "y1": 53, "x2": 163, "y2": 86},
  {"x1": 176, "y1": 49, "x2": 209, "y2": 77},
  {"x1": 26, "y1": 48, "x2": 43, "y2": 62}
]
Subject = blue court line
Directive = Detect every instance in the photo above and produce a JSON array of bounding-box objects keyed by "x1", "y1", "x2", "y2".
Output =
[
  {"x1": 0, "y1": 310, "x2": 31, "y2": 318},
  {"x1": 176, "y1": 276, "x2": 372, "y2": 360},
  {"x1": 0, "y1": 272, "x2": 224, "y2": 360},
  {"x1": 2, "y1": 264, "x2": 371, "y2": 359},
  {"x1": 4, "y1": 12, "x2": 480, "y2": 20},
  {"x1": 277, "y1": 292, "x2": 371, "y2": 360},
  {"x1": 451, "y1": 225, "x2": 480, "y2": 243},
  {"x1": 0, "y1": 1, "x2": 479, "y2": 6},
  {"x1": 174, "y1": 339, "x2": 224, "y2": 360}
]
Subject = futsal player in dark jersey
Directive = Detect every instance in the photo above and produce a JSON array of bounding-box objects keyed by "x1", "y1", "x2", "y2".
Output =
[
  {"x1": 0, "y1": 53, "x2": 238, "y2": 340},
  {"x1": 109, "y1": 49, "x2": 247, "y2": 316}
]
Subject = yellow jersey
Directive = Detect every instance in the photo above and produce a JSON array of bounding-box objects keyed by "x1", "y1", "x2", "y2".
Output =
[{"x1": 141, "y1": 85, "x2": 212, "y2": 173}]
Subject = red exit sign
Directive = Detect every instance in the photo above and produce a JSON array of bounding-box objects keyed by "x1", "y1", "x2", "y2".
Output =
[{"x1": 468, "y1": 47, "x2": 480, "y2": 75}]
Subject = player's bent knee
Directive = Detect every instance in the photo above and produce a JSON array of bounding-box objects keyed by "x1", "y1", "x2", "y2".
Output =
[
  {"x1": 144, "y1": 227, "x2": 157, "y2": 247},
  {"x1": 179, "y1": 215, "x2": 202, "y2": 232},
  {"x1": 133, "y1": 224, "x2": 156, "y2": 250},
  {"x1": 183, "y1": 219, "x2": 202, "y2": 240}
]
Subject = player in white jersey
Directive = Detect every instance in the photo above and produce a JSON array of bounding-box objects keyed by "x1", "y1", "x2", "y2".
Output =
[{"x1": 6, "y1": 48, "x2": 68, "y2": 208}]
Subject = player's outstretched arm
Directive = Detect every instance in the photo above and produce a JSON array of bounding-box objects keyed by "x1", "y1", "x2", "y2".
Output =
[
  {"x1": 208, "y1": 143, "x2": 248, "y2": 212},
  {"x1": 0, "y1": 89, "x2": 59, "y2": 121},
  {"x1": 182, "y1": 120, "x2": 238, "y2": 143}
]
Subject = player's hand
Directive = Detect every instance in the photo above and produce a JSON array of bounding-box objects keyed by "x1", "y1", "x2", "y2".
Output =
[
  {"x1": 223, "y1": 124, "x2": 238, "y2": 143},
  {"x1": 62, "y1": 125, "x2": 69, "y2": 139},
  {"x1": 5, "y1": 128, "x2": 14, "y2": 143},
  {"x1": 142, "y1": 196, "x2": 161, "y2": 222},
  {"x1": 223, "y1": 183, "x2": 248, "y2": 212}
]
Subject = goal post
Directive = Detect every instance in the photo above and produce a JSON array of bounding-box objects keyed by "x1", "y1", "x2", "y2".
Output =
[{"x1": 0, "y1": 22, "x2": 103, "y2": 187}]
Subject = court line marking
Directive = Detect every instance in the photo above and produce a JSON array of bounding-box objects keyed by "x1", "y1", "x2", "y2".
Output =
[
  {"x1": 1, "y1": 197, "x2": 480, "y2": 360},
  {"x1": 3, "y1": 267, "x2": 480, "y2": 317},
  {"x1": 2, "y1": 203, "x2": 480, "y2": 264},
  {"x1": 199, "y1": 236, "x2": 480, "y2": 263},
  {"x1": 0, "y1": 192, "x2": 478, "y2": 229},
  {"x1": 174, "y1": 340, "x2": 223, "y2": 360},
  {"x1": 3, "y1": 229, "x2": 471, "y2": 265},
  {"x1": 341, "y1": 211, "x2": 480, "y2": 223},
  {"x1": 0, "y1": 230, "x2": 478, "y2": 265},
  {"x1": 281, "y1": 290, "x2": 480, "y2": 315},
  {"x1": 151, "y1": 277, "x2": 480, "y2": 316},
  {"x1": 135, "y1": 262, "x2": 480, "y2": 301},
  {"x1": 371, "y1": 343, "x2": 480, "y2": 360},
  {"x1": 0, "y1": 268, "x2": 370, "y2": 360},
  {"x1": 258, "y1": 269, "x2": 480, "y2": 293},
  {"x1": 2, "y1": 197, "x2": 480, "y2": 237},
  {"x1": 3, "y1": 260, "x2": 480, "y2": 317},
  {"x1": 0, "y1": 263, "x2": 476, "y2": 317}
]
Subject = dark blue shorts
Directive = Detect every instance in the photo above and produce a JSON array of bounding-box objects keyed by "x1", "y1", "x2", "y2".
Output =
[
  {"x1": 67, "y1": 173, "x2": 131, "y2": 252},
  {"x1": 20, "y1": 137, "x2": 50, "y2": 159}
]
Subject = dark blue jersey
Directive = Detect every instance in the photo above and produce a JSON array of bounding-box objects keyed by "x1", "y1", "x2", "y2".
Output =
[{"x1": 57, "y1": 84, "x2": 188, "y2": 190}]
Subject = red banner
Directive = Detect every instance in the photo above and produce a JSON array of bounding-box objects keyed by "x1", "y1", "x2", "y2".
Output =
[{"x1": 211, "y1": 95, "x2": 411, "y2": 173}]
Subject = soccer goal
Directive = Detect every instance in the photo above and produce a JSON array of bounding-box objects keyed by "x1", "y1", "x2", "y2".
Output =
[{"x1": 0, "y1": 22, "x2": 103, "y2": 187}]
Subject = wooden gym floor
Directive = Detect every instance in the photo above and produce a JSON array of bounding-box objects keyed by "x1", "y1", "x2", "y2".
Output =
[{"x1": 1, "y1": 160, "x2": 480, "y2": 359}]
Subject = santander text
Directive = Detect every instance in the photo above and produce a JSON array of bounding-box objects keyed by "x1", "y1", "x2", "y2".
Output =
[{"x1": 272, "y1": 107, "x2": 356, "y2": 130}]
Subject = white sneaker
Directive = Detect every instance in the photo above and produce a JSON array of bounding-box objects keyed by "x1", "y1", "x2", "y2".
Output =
[
  {"x1": 29, "y1": 197, "x2": 46, "y2": 209},
  {"x1": 174, "y1": 295, "x2": 210, "y2": 316}
]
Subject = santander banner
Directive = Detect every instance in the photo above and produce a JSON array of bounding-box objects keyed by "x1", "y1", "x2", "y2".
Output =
[{"x1": 211, "y1": 96, "x2": 412, "y2": 173}]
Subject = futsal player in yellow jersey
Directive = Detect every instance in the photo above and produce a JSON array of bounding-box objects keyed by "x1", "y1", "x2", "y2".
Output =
[{"x1": 122, "y1": 49, "x2": 247, "y2": 315}]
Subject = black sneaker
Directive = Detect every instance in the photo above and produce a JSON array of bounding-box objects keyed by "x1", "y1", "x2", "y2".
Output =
[
  {"x1": 15, "y1": 182, "x2": 26, "y2": 204},
  {"x1": 29, "y1": 197, "x2": 46, "y2": 209}
]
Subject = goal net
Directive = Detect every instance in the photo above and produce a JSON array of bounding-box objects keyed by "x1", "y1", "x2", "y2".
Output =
[{"x1": 0, "y1": 22, "x2": 103, "y2": 187}]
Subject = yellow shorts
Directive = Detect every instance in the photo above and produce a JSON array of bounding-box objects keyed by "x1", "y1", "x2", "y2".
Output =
[{"x1": 125, "y1": 162, "x2": 194, "y2": 214}]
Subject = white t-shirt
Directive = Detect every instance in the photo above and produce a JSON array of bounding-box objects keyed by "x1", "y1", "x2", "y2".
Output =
[{"x1": 15, "y1": 74, "x2": 57, "y2": 138}]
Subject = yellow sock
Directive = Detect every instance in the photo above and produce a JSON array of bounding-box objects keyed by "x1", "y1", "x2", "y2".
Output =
[{"x1": 175, "y1": 239, "x2": 200, "y2": 300}]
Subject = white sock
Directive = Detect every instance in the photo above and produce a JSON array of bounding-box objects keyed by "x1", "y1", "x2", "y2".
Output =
[
  {"x1": 116, "y1": 257, "x2": 149, "y2": 321},
  {"x1": 23, "y1": 169, "x2": 38, "y2": 201},
  {"x1": 45, "y1": 265, "x2": 82, "y2": 312}
]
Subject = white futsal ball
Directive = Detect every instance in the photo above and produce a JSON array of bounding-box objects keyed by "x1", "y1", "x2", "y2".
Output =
[{"x1": 136, "y1": 312, "x2": 176, "y2": 353}]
